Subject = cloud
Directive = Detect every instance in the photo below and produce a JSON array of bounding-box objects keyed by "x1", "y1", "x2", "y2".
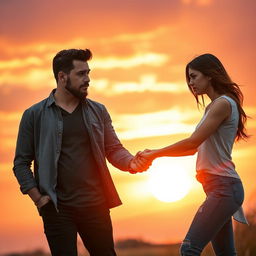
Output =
[
  {"x1": 0, "y1": 0, "x2": 182, "y2": 43},
  {"x1": 92, "y1": 75, "x2": 187, "y2": 95},
  {"x1": 0, "y1": 49, "x2": 170, "y2": 90},
  {"x1": 0, "y1": 68, "x2": 47, "y2": 90},
  {"x1": 93, "y1": 90, "x2": 196, "y2": 114},
  {"x1": 181, "y1": 0, "x2": 213, "y2": 5},
  {"x1": 112, "y1": 107, "x2": 201, "y2": 140},
  {"x1": 0, "y1": 86, "x2": 50, "y2": 111},
  {"x1": 0, "y1": 57, "x2": 44, "y2": 70},
  {"x1": 91, "y1": 53, "x2": 169, "y2": 69}
]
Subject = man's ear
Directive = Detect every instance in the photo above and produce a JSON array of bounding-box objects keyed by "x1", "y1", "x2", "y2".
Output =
[{"x1": 58, "y1": 71, "x2": 67, "y2": 83}]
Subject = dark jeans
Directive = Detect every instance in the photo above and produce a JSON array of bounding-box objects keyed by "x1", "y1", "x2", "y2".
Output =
[
  {"x1": 180, "y1": 173, "x2": 244, "y2": 256},
  {"x1": 40, "y1": 202, "x2": 117, "y2": 256}
]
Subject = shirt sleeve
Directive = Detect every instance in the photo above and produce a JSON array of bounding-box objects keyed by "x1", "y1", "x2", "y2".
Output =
[
  {"x1": 13, "y1": 109, "x2": 37, "y2": 194},
  {"x1": 102, "y1": 105, "x2": 134, "y2": 171}
]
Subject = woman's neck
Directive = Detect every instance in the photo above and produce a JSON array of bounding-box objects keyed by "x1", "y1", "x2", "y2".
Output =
[{"x1": 207, "y1": 88, "x2": 222, "y2": 102}]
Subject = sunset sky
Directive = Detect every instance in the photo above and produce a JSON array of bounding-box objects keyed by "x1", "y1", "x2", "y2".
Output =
[{"x1": 0, "y1": 0, "x2": 256, "y2": 253}]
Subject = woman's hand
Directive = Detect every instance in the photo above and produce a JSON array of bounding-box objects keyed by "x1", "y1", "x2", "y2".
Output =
[
  {"x1": 129, "y1": 151, "x2": 152, "y2": 173},
  {"x1": 139, "y1": 149, "x2": 158, "y2": 161}
]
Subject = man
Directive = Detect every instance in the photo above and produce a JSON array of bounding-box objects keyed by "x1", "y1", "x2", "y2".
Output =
[{"x1": 13, "y1": 49, "x2": 150, "y2": 256}]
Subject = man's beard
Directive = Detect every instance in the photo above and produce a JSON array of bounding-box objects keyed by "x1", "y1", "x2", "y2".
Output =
[{"x1": 65, "y1": 77, "x2": 88, "y2": 100}]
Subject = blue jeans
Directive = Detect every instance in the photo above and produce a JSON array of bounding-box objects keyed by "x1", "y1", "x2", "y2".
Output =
[{"x1": 180, "y1": 173, "x2": 244, "y2": 256}]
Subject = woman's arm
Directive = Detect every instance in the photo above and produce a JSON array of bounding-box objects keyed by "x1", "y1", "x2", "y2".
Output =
[{"x1": 141, "y1": 98, "x2": 231, "y2": 160}]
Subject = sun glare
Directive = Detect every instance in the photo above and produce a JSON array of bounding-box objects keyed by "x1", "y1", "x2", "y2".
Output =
[{"x1": 147, "y1": 157, "x2": 192, "y2": 202}]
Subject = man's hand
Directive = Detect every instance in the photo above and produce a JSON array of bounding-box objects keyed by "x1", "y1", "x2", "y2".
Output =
[
  {"x1": 35, "y1": 195, "x2": 51, "y2": 209},
  {"x1": 128, "y1": 151, "x2": 152, "y2": 174},
  {"x1": 27, "y1": 187, "x2": 51, "y2": 209}
]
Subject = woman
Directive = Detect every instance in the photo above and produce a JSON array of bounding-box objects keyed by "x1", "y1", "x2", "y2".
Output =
[{"x1": 140, "y1": 54, "x2": 249, "y2": 255}]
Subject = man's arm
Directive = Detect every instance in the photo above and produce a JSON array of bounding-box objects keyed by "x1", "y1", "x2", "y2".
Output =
[
  {"x1": 13, "y1": 109, "x2": 53, "y2": 208},
  {"x1": 102, "y1": 106, "x2": 150, "y2": 172},
  {"x1": 13, "y1": 109, "x2": 40, "y2": 197}
]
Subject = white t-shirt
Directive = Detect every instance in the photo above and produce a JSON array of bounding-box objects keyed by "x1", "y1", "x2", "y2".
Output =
[{"x1": 196, "y1": 95, "x2": 240, "y2": 179}]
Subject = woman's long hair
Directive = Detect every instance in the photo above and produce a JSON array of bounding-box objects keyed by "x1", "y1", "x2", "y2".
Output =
[{"x1": 185, "y1": 53, "x2": 248, "y2": 141}]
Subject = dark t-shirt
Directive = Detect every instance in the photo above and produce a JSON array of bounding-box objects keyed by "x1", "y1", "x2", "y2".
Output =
[{"x1": 56, "y1": 103, "x2": 105, "y2": 207}]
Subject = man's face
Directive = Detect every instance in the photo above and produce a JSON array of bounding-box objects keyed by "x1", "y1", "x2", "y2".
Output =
[{"x1": 65, "y1": 60, "x2": 90, "y2": 100}]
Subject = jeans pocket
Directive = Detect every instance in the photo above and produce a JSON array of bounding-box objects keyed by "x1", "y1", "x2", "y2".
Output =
[
  {"x1": 232, "y1": 182, "x2": 244, "y2": 206},
  {"x1": 39, "y1": 201, "x2": 52, "y2": 216}
]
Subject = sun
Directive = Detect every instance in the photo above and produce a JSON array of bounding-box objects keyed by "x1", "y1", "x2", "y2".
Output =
[{"x1": 147, "y1": 157, "x2": 192, "y2": 202}]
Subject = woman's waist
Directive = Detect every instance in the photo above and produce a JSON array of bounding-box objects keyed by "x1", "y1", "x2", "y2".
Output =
[
  {"x1": 196, "y1": 171, "x2": 241, "y2": 189},
  {"x1": 196, "y1": 167, "x2": 240, "y2": 180}
]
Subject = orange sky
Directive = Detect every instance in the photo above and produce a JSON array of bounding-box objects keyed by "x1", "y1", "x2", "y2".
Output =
[{"x1": 0, "y1": 0, "x2": 256, "y2": 253}]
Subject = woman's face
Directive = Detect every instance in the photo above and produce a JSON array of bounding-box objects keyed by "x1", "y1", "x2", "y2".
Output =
[{"x1": 188, "y1": 68, "x2": 211, "y2": 95}]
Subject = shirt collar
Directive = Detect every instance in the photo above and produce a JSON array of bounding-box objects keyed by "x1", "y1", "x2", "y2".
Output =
[{"x1": 46, "y1": 89, "x2": 57, "y2": 107}]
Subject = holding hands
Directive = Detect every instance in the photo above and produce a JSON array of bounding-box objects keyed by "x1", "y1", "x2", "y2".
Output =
[
  {"x1": 129, "y1": 149, "x2": 158, "y2": 174},
  {"x1": 139, "y1": 149, "x2": 157, "y2": 161}
]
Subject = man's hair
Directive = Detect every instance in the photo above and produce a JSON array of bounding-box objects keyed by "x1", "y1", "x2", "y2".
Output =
[{"x1": 52, "y1": 48, "x2": 92, "y2": 82}]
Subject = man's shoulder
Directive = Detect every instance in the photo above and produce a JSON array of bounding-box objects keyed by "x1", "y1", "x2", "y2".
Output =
[
  {"x1": 86, "y1": 98, "x2": 106, "y2": 111},
  {"x1": 24, "y1": 97, "x2": 50, "y2": 115}
]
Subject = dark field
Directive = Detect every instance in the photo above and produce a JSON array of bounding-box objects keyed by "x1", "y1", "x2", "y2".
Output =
[{"x1": 3, "y1": 211, "x2": 256, "y2": 256}]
